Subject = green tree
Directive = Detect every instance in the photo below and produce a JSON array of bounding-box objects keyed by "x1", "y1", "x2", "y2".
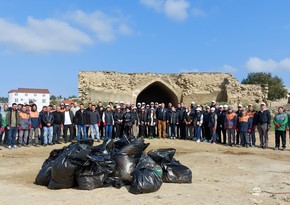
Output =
[
  {"x1": 50, "y1": 95, "x2": 57, "y2": 101},
  {"x1": 241, "y1": 72, "x2": 287, "y2": 101}
]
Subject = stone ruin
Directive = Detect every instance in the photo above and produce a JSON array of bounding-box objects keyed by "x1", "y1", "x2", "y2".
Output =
[{"x1": 78, "y1": 71, "x2": 268, "y2": 106}]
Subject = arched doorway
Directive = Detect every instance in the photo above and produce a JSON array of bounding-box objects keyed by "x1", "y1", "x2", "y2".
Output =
[{"x1": 136, "y1": 81, "x2": 178, "y2": 106}]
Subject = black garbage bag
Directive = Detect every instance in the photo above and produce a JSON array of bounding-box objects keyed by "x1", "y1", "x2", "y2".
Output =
[
  {"x1": 129, "y1": 168, "x2": 163, "y2": 194},
  {"x1": 147, "y1": 148, "x2": 176, "y2": 164},
  {"x1": 161, "y1": 160, "x2": 192, "y2": 183},
  {"x1": 113, "y1": 154, "x2": 139, "y2": 183},
  {"x1": 78, "y1": 138, "x2": 94, "y2": 146},
  {"x1": 35, "y1": 148, "x2": 64, "y2": 186},
  {"x1": 48, "y1": 143, "x2": 93, "y2": 189},
  {"x1": 117, "y1": 139, "x2": 145, "y2": 156},
  {"x1": 77, "y1": 155, "x2": 116, "y2": 190},
  {"x1": 104, "y1": 177, "x2": 125, "y2": 189},
  {"x1": 136, "y1": 154, "x2": 163, "y2": 178}
]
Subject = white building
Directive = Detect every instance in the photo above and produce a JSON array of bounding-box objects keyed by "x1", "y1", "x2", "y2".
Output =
[
  {"x1": 288, "y1": 88, "x2": 290, "y2": 104},
  {"x1": 8, "y1": 88, "x2": 50, "y2": 111}
]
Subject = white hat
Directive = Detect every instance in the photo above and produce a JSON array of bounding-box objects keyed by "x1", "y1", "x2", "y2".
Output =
[
  {"x1": 210, "y1": 107, "x2": 215, "y2": 111},
  {"x1": 191, "y1": 101, "x2": 195, "y2": 104},
  {"x1": 133, "y1": 106, "x2": 137, "y2": 109},
  {"x1": 106, "y1": 105, "x2": 111, "y2": 108},
  {"x1": 114, "y1": 101, "x2": 118, "y2": 104},
  {"x1": 120, "y1": 101, "x2": 124, "y2": 104},
  {"x1": 212, "y1": 100, "x2": 216, "y2": 103},
  {"x1": 196, "y1": 107, "x2": 201, "y2": 111},
  {"x1": 238, "y1": 104, "x2": 243, "y2": 108},
  {"x1": 197, "y1": 104, "x2": 201, "y2": 107},
  {"x1": 223, "y1": 105, "x2": 228, "y2": 108},
  {"x1": 150, "y1": 102, "x2": 154, "y2": 104},
  {"x1": 116, "y1": 106, "x2": 121, "y2": 109},
  {"x1": 260, "y1": 102, "x2": 266, "y2": 106},
  {"x1": 206, "y1": 106, "x2": 210, "y2": 109},
  {"x1": 219, "y1": 105, "x2": 223, "y2": 108},
  {"x1": 137, "y1": 102, "x2": 141, "y2": 105},
  {"x1": 142, "y1": 102, "x2": 145, "y2": 105}
]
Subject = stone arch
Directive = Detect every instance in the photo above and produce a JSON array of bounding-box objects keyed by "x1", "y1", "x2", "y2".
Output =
[{"x1": 135, "y1": 81, "x2": 179, "y2": 106}]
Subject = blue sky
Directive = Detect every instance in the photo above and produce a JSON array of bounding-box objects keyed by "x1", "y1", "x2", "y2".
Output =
[{"x1": 1, "y1": 0, "x2": 290, "y2": 97}]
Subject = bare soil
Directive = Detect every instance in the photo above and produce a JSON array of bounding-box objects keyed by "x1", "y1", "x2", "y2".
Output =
[{"x1": 1, "y1": 132, "x2": 290, "y2": 205}]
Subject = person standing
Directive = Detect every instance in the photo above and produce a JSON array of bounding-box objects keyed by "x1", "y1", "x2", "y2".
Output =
[
  {"x1": 216, "y1": 105, "x2": 224, "y2": 144},
  {"x1": 257, "y1": 102, "x2": 271, "y2": 149},
  {"x1": 208, "y1": 107, "x2": 218, "y2": 144},
  {"x1": 18, "y1": 105, "x2": 31, "y2": 147},
  {"x1": 237, "y1": 109, "x2": 252, "y2": 148},
  {"x1": 132, "y1": 107, "x2": 139, "y2": 137},
  {"x1": 224, "y1": 106, "x2": 237, "y2": 147},
  {"x1": 0, "y1": 104, "x2": 9, "y2": 146},
  {"x1": 88, "y1": 105, "x2": 101, "y2": 142},
  {"x1": 236, "y1": 104, "x2": 243, "y2": 145},
  {"x1": 247, "y1": 104, "x2": 258, "y2": 147},
  {"x1": 6, "y1": 103, "x2": 20, "y2": 149},
  {"x1": 167, "y1": 107, "x2": 178, "y2": 140},
  {"x1": 273, "y1": 107, "x2": 288, "y2": 151},
  {"x1": 102, "y1": 105, "x2": 114, "y2": 140},
  {"x1": 184, "y1": 107, "x2": 194, "y2": 140},
  {"x1": 123, "y1": 107, "x2": 133, "y2": 136},
  {"x1": 70, "y1": 102, "x2": 80, "y2": 139},
  {"x1": 147, "y1": 108, "x2": 157, "y2": 139},
  {"x1": 52, "y1": 106, "x2": 63, "y2": 144},
  {"x1": 63, "y1": 105, "x2": 74, "y2": 143},
  {"x1": 75, "y1": 104, "x2": 89, "y2": 141},
  {"x1": 157, "y1": 103, "x2": 168, "y2": 139},
  {"x1": 42, "y1": 106, "x2": 54, "y2": 146},
  {"x1": 29, "y1": 104, "x2": 41, "y2": 147},
  {"x1": 194, "y1": 107, "x2": 203, "y2": 143},
  {"x1": 114, "y1": 106, "x2": 123, "y2": 139},
  {"x1": 98, "y1": 102, "x2": 105, "y2": 139},
  {"x1": 138, "y1": 107, "x2": 147, "y2": 138}
]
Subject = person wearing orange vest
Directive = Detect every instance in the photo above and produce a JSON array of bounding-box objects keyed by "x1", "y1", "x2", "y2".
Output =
[
  {"x1": 29, "y1": 104, "x2": 41, "y2": 146},
  {"x1": 247, "y1": 104, "x2": 258, "y2": 147},
  {"x1": 224, "y1": 106, "x2": 237, "y2": 147},
  {"x1": 237, "y1": 108, "x2": 253, "y2": 148},
  {"x1": 18, "y1": 105, "x2": 31, "y2": 147}
]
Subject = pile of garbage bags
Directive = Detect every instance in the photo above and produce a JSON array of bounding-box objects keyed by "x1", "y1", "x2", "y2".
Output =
[{"x1": 35, "y1": 136, "x2": 192, "y2": 194}]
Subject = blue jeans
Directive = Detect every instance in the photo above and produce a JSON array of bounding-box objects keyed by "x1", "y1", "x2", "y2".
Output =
[
  {"x1": 105, "y1": 125, "x2": 113, "y2": 139},
  {"x1": 195, "y1": 126, "x2": 201, "y2": 140},
  {"x1": 8, "y1": 127, "x2": 18, "y2": 146},
  {"x1": 90, "y1": 124, "x2": 100, "y2": 140},
  {"x1": 43, "y1": 126, "x2": 53, "y2": 144},
  {"x1": 77, "y1": 124, "x2": 87, "y2": 141}
]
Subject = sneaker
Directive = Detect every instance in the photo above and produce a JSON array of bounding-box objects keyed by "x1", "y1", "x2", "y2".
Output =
[
  {"x1": 8, "y1": 145, "x2": 12, "y2": 149},
  {"x1": 43, "y1": 144, "x2": 47, "y2": 147},
  {"x1": 203, "y1": 140, "x2": 208, "y2": 143},
  {"x1": 274, "y1": 147, "x2": 279, "y2": 151},
  {"x1": 282, "y1": 148, "x2": 286, "y2": 151},
  {"x1": 13, "y1": 145, "x2": 18, "y2": 148},
  {"x1": 197, "y1": 139, "x2": 200, "y2": 143},
  {"x1": 170, "y1": 137, "x2": 173, "y2": 140},
  {"x1": 173, "y1": 137, "x2": 176, "y2": 140}
]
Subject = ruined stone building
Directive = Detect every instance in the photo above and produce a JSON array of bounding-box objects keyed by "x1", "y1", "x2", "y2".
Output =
[{"x1": 78, "y1": 71, "x2": 268, "y2": 106}]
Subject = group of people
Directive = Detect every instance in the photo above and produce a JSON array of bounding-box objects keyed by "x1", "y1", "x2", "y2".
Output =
[{"x1": 0, "y1": 100, "x2": 289, "y2": 151}]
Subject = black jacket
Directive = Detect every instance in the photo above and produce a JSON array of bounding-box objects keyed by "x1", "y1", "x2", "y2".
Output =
[
  {"x1": 53, "y1": 111, "x2": 64, "y2": 125},
  {"x1": 42, "y1": 112, "x2": 54, "y2": 126},
  {"x1": 123, "y1": 112, "x2": 134, "y2": 126},
  {"x1": 168, "y1": 111, "x2": 178, "y2": 124},
  {"x1": 74, "y1": 109, "x2": 89, "y2": 125},
  {"x1": 88, "y1": 110, "x2": 100, "y2": 124},
  {"x1": 157, "y1": 108, "x2": 168, "y2": 121},
  {"x1": 257, "y1": 110, "x2": 271, "y2": 125}
]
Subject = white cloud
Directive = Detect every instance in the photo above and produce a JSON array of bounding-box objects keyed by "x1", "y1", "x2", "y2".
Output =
[
  {"x1": 0, "y1": 17, "x2": 92, "y2": 52},
  {"x1": 140, "y1": 0, "x2": 202, "y2": 21},
  {"x1": 0, "y1": 9, "x2": 133, "y2": 53},
  {"x1": 164, "y1": 0, "x2": 190, "y2": 21},
  {"x1": 180, "y1": 68, "x2": 199, "y2": 73},
  {"x1": 246, "y1": 57, "x2": 290, "y2": 72},
  {"x1": 66, "y1": 10, "x2": 132, "y2": 43},
  {"x1": 191, "y1": 7, "x2": 206, "y2": 17}
]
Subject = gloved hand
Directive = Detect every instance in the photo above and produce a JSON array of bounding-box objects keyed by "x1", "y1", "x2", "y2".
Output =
[
  {"x1": 253, "y1": 125, "x2": 257, "y2": 130},
  {"x1": 286, "y1": 127, "x2": 289, "y2": 131},
  {"x1": 29, "y1": 126, "x2": 32, "y2": 129},
  {"x1": 103, "y1": 122, "x2": 106, "y2": 126},
  {"x1": 18, "y1": 126, "x2": 21, "y2": 131},
  {"x1": 248, "y1": 129, "x2": 252, "y2": 133},
  {"x1": 39, "y1": 124, "x2": 43, "y2": 129},
  {"x1": 212, "y1": 127, "x2": 216, "y2": 131},
  {"x1": 98, "y1": 122, "x2": 100, "y2": 127},
  {"x1": 234, "y1": 126, "x2": 238, "y2": 131},
  {"x1": 1, "y1": 127, "x2": 4, "y2": 132},
  {"x1": 275, "y1": 124, "x2": 280, "y2": 128}
]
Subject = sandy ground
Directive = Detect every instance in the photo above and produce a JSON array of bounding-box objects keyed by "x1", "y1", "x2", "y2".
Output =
[{"x1": 0, "y1": 132, "x2": 290, "y2": 205}]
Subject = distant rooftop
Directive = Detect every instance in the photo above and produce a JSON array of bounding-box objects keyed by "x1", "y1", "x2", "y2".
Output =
[{"x1": 8, "y1": 88, "x2": 50, "y2": 94}]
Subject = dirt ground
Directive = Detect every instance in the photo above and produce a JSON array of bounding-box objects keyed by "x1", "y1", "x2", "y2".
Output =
[{"x1": 1, "y1": 132, "x2": 290, "y2": 205}]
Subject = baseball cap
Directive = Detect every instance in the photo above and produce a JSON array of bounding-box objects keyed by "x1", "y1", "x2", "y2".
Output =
[
  {"x1": 260, "y1": 102, "x2": 266, "y2": 106},
  {"x1": 210, "y1": 107, "x2": 215, "y2": 111},
  {"x1": 224, "y1": 105, "x2": 228, "y2": 108}
]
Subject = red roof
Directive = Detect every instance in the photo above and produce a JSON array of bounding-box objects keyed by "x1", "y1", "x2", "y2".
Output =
[
  {"x1": 8, "y1": 88, "x2": 50, "y2": 94},
  {"x1": 61, "y1": 99, "x2": 75, "y2": 105}
]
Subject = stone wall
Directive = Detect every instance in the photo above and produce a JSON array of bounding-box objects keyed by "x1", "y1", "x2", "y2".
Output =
[{"x1": 78, "y1": 71, "x2": 268, "y2": 106}]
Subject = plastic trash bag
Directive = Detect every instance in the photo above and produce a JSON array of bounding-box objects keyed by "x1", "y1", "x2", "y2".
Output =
[
  {"x1": 77, "y1": 154, "x2": 116, "y2": 190},
  {"x1": 147, "y1": 148, "x2": 176, "y2": 164},
  {"x1": 161, "y1": 160, "x2": 192, "y2": 184},
  {"x1": 129, "y1": 168, "x2": 163, "y2": 194},
  {"x1": 136, "y1": 154, "x2": 163, "y2": 178},
  {"x1": 35, "y1": 148, "x2": 64, "y2": 186},
  {"x1": 48, "y1": 143, "x2": 92, "y2": 189},
  {"x1": 113, "y1": 154, "x2": 139, "y2": 183},
  {"x1": 117, "y1": 139, "x2": 145, "y2": 156}
]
